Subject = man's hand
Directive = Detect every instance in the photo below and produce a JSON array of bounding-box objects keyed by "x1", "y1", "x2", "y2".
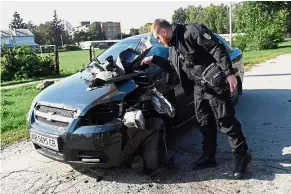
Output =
[
  {"x1": 227, "y1": 74, "x2": 237, "y2": 93},
  {"x1": 141, "y1": 56, "x2": 153, "y2": 66}
]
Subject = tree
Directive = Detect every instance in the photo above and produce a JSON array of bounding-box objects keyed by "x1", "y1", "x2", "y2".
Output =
[
  {"x1": 130, "y1": 28, "x2": 139, "y2": 35},
  {"x1": 24, "y1": 21, "x2": 37, "y2": 31},
  {"x1": 172, "y1": 7, "x2": 187, "y2": 24},
  {"x1": 286, "y1": 2, "x2": 291, "y2": 33},
  {"x1": 211, "y1": 4, "x2": 229, "y2": 34},
  {"x1": 117, "y1": 33, "x2": 131, "y2": 39},
  {"x1": 32, "y1": 22, "x2": 53, "y2": 45},
  {"x1": 185, "y1": 5, "x2": 204, "y2": 25},
  {"x1": 183, "y1": 4, "x2": 229, "y2": 33},
  {"x1": 61, "y1": 31, "x2": 73, "y2": 45},
  {"x1": 233, "y1": 1, "x2": 288, "y2": 50},
  {"x1": 88, "y1": 22, "x2": 105, "y2": 40},
  {"x1": 50, "y1": 10, "x2": 64, "y2": 74},
  {"x1": 61, "y1": 20, "x2": 74, "y2": 45},
  {"x1": 139, "y1": 23, "x2": 152, "y2": 34},
  {"x1": 51, "y1": 10, "x2": 64, "y2": 46},
  {"x1": 9, "y1": 12, "x2": 26, "y2": 29},
  {"x1": 73, "y1": 31, "x2": 90, "y2": 44}
]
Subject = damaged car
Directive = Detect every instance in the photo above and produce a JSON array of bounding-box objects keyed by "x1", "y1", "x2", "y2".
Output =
[
  {"x1": 27, "y1": 33, "x2": 244, "y2": 173},
  {"x1": 27, "y1": 36, "x2": 182, "y2": 173}
]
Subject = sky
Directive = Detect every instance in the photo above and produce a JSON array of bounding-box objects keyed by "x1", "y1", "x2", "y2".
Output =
[{"x1": 0, "y1": 0, "x2": 230, "y2": 33}]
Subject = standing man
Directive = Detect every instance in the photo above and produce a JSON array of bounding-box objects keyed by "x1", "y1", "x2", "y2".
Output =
[{"x1": 141, "y1": 19, "x2": 251, "y2": 179}]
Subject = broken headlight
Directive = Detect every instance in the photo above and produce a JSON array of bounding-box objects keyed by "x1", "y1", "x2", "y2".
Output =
[{"x1": 79, "y1": 102, "x2": 122, "y2": 126}]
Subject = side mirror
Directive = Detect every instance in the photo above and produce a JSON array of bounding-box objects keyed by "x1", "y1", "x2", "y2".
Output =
[
  {"x1": 104, "y1": 55, "x2": 114, "y2": 71},
  {"x1": 105, "y1": 55, "x2": 113, "y2": 63}
]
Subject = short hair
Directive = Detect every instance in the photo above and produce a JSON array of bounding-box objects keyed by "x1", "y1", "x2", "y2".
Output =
[{"x1": 151, "y1": 19, "x2": 172, "y2": 35}]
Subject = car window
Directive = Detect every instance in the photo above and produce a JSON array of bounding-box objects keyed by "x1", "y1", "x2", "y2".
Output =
[{"x1": 97, "y1": 38, "x2": 140, "y2": 63}]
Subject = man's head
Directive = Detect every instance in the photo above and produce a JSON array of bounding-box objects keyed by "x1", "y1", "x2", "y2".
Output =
[{"x1": 151, "y1": 19, "x2": 173, "y2": 47}]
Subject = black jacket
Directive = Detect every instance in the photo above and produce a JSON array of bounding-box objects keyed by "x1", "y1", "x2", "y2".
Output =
[{"x1": 152, "y1": 24, "x2": 234, "y2": 95}]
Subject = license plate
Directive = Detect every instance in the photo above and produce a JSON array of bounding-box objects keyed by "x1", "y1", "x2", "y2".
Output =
[{"x1": 30, "y1": 132, "x2": 59, "y2": 151}]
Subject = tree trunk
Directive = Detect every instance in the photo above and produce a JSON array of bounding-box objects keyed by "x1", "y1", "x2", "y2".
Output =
[{"x1": 54, "y1": 45, "x2": 60, "y2": 74}]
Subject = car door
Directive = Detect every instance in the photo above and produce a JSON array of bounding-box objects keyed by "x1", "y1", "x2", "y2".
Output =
[{"x1": 148, "y1": 36, "x2": 196, "y2": 126}]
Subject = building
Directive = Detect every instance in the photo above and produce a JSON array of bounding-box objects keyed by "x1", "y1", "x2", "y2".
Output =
[
  {"x1": 72, "y1": 21, "x2": 91, "y2": 35},
  {"x1": 101, "y1": 22, "x2": 121, "y2": 40},
  {"x1": 80, "y1": 21, "x2": 90, "y2": 26},
  {"x1": 0, "y1": 29, "x2": 37, "y2": 48}
]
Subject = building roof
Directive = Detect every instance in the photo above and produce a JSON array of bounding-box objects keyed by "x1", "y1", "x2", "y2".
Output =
[{"x1": 1, "y1": 29, "x2": 34, "y2": 37}]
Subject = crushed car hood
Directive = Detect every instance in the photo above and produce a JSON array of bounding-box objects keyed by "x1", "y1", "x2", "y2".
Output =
[{"x1": 33, "y1": 72, "x2": 137, "y2": 115}]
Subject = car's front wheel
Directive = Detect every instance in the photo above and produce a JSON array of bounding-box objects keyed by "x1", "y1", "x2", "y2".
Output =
[{"x1": 142, "y1": 130, "x2": 166, "y2": 174}]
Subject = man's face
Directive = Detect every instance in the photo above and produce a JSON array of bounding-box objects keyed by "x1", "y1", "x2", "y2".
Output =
[{"x1": 153, "y1": 28, "x2": 172, "y2": 47}]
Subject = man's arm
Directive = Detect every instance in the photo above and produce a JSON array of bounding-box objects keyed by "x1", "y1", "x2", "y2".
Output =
[
  {"x1": 186, "y1": 24, "x2": 237, "y2": 92},
  {"x1": 187, "y1": 24, "x2": 234, "y2": 76},
  {"x1": 141, "y1": 55, "x2": 174, "y2": 73}
]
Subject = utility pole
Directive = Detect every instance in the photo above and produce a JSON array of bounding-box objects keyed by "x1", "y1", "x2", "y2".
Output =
[
  {"x1": 229, "y1": 1, "x2": 232, "y2": 46},
  {"x1": 60, "y1": 34, "x2": 64, "y2": 47}
]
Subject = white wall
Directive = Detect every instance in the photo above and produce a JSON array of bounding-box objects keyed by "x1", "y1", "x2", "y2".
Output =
[{"x1": 1, "y1": 36, "x2": 37, "y2": 47}]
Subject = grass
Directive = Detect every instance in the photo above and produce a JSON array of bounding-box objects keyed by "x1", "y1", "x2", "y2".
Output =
[
  {"x1": 1, "y1": 49, "x2": 104, "y2": 87},
  {"x1": 243, "y1": 39, "x2": 291, "y2": 71},
  {"x1": 1, "y1": 84, "x2": 40, "y2": 146},
  {"x1": 46, "y1": 49, "x2": 104, "y2": 74}
]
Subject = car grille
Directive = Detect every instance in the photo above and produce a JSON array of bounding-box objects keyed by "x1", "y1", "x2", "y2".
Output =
[
  {"x1": 34, "y1": 104, "x2": 76, "y2": 129},
  {"x1": 35, "y1": 116, "x2": 69, "y2": 128},
  {"x1": 38, "y1": 105, "x2": 74, "y2": 118}
]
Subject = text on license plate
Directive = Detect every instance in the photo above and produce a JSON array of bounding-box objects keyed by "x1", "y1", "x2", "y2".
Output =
[{"x1": 30, "y1": 132, "x2": 59, "y2": 151}]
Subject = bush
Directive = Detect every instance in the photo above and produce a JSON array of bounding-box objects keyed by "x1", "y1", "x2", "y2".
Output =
[
  {"x1": 1, "y1": 46, "x2": 56, "y2": 82},
  {"x1": 40, "y1": 46, "x2": 55, "y2": 53},
  {"x1": 233, "y1": 35, "x2": 247, "y2": 51},
  {"x1": 245, "y1": 33, "x2": 277, "y2": 51},
  {"x1": 234, "y1": 2, "x2": 288, "y2": 51},
  {"x1": 64, "y1": 45, "x2": 80, "y2": 51}
]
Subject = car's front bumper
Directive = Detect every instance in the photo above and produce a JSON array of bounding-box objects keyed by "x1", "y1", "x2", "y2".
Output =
[{"x1": 28, "y1": 120, "x2": 126, "y2": 168}]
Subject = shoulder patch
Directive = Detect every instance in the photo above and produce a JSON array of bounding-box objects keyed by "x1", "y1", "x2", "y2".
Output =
[{"x1": 203, "y1": 33, "x2": 211, "y2": 40}]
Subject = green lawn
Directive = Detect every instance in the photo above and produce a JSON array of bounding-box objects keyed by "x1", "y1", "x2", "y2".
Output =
[
  {"x1": 52, "y1": 49, "x2": 104, "y2": 74},
  {"x1": 58, "y1": 50, "x2": 90, "y2": 74},
  {"x1": 243, "y1": 40, "x2": 291, "y2": 71},
  {"x1": 1, "y1": 85, "x2": 40, "y2": 146}
]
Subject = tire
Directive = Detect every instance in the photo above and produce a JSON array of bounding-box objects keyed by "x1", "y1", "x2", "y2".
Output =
[
  {"x1": 231, "y1": 77, "x2": 242, "y2": 106},
  {"x1": 142, "y1": 131, "x2": 165, "y2": 174}
]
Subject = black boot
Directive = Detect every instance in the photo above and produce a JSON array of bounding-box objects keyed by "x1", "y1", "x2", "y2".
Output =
[
  {"x1": 192, "y1": 155, "x2": 217, "y2": 170},
  {"x1": 233, "y1": 152, "x2": 252, "y2": 179}
]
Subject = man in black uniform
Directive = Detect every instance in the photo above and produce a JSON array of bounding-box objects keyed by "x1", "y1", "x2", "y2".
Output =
[{"x1": 141, "y1": 19, "x2": 251, "y2": 179}]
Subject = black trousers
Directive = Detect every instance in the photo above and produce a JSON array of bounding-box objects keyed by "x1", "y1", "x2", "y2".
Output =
[{"x1": 193, "y1": 85, "x2": 248, "y2": 157}]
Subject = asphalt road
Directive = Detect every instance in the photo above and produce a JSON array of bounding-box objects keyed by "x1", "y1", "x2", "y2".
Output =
[{"x1": 1, "y1": 54, "x2": 291, "y2": 194}]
